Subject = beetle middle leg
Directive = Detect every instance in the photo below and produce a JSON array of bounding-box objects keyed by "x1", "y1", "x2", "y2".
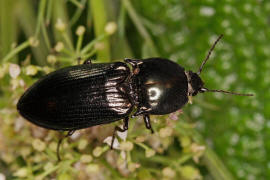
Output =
[
  {"x1": 143, "y1": 114, "x2": 154, "y2": 134},
  {"x1": 57, "y1": 130, "x2": 75, "y2": 161},
  {"x1": 111, "y1": 117, "x2": 129, "y2": 149}
]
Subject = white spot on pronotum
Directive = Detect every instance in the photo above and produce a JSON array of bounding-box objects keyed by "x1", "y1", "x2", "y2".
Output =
[
  {"x1": 200, "y1": 6, "x2": 215, "y2": 16},
  {"x1": 148, "y1": 87, "x2": 161, "y2": 101}
]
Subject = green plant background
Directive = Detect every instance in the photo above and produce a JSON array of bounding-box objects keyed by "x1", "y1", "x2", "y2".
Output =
[{"x1": 0, "y1": 0, "x2": 268, "y2": 179}]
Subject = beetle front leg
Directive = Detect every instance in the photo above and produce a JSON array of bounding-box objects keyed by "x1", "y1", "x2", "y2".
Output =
[
  {"x1": 111, "y1": 117, "x2": 129, "y2": 149},
  {"x1": 83, "y1": 59, "x2": 92, "y2": 65},
  {"x1": 143, "y1": 114, "x2": 154, "y2": 134},
  {"x1": 57, "y1": 130, "x2": 75, "y2": 161}
]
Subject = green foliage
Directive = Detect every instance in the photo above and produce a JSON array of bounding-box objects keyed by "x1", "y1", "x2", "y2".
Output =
[{"x1": 0, "y1": 0, "x2": 267, "y2": 179}]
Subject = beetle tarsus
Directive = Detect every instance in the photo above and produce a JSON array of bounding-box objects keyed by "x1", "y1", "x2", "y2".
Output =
[
  {"x1": 133, "y1": 106, "x2": 152, "y2": 117},
  {"x1": 83, "y1": 59, "x2": 92, "y2": 65},
  {"x1": 111, "y1": 117, "x2": 129, "y2": 149},
  {"x1": 57, "y1": 130, "x2": 76, "y2": 161},
  {"x1": 143, "y1": 114, "x2": 154, "y2": 134}
]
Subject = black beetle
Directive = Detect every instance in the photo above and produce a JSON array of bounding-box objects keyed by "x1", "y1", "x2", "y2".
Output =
[{"x1": 17, "y1": 35, "x2": 253, "y2": 159}]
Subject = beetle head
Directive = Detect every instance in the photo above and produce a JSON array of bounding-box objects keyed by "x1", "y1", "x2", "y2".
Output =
[
  {"x1": 186, "y1": 71, "x2": 204, "y2": 96},
  {"x1": 188, "y1": 34, "x2": 253, "y2": 97}
]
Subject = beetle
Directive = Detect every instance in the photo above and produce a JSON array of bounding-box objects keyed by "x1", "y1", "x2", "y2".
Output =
[{"x1": 17, "y1": 35, "x2": 253, "y2": 160}]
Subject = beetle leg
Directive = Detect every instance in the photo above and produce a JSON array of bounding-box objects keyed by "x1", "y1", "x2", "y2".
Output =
[
  {"x1": 123, "y1": 116, "x2": 129, "y2": 130},
  {"x1": 133, "y1": 106, "x2": 152, "y2": 117},
  {"x1": 143, "y1": 114, "x2": 154, "y2": 134},
  {"x1": 111, "y1": 117, "x2": 129, "y2": 149},
  {"x1": 57, "y1": 130, "x2": 76, "y2": 161}
]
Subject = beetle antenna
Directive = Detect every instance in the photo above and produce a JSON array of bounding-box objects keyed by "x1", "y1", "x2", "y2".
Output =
[
  {"x1": 197, "y1": 34, "x2": 224, "y2": 75},
  {"x1": 201, "y1": 87, "x2": 254, "y2": 96}
]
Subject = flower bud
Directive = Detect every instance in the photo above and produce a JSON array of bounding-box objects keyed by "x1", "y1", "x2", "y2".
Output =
[
  {"x1": 86, "y1": 164, "x2": 99, "y2": 173},
  {"x1": 26, "y1": 65, "x2": 38, "y2": 76},
  {"x1": 159, "y1": 127, "x2": 173, "y2": 138},
  {"x1": 76, "y1": 26, "x2": 86, "y2": 36},
  {"x1": 29, "y1": 37, "x2": 39, "y2": 47},
  {"x1": 47, "y1": 55, "x2": 57, "y2": 65},
  {"x1": 80, "y1": 154, "x2": 93, "y2": 163},
  {"x1": 55, "y1": 42, "x2": 64, "y2": 52},
  {"x1": 120, "y1": 141, "x2": 134, "y2": 151},
  {"x1": 145, "y1": 149, "x2": 155, "y2": 157},
  {"x1": 78, "y1": 139, "x2": 88, "y2": 150},
  {"x1": 14, "y1": 168, "x2": 28, "y2": 178},
  {"x1": 55, "y1": 18, "x2": 66, "y2": 32},
  {"x1": 32, "y1": 139, "x2": 46, "y2": 152},
  {"x1": 180, "y1": 165, "x2": 201, "y2": 180},
  {"x1": 93, "y1": 146, "x2": 103, "y2": 157},
  {"x1": 105, "y1": 22, "x2": 117, "y2": 35},
  {"x1": 162, "y1": 167, "x2": 176, "y2": 178}
]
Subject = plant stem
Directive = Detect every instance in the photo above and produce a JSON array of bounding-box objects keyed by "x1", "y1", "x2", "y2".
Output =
[
  {"x1": 2, "y1": 41, "x2": 30, "y2": 63},
  {"x1": 90, "y1": 0, "x2": 111, "y2": 62},
  {"x1": 41, "y1": 20, "x2": 52, "y2": 51},
  {"x1": 81, "y1": 34, "x2": 107, "y2": 54},
  {"x1": 45, "y1": 0, "x2": 53, "y2": 25},
  {"x1": 0, "y1": 0, "x2": 16, "y2": 60},
  {"x1": 76, "y1": 34, "x2": 84, "y2": 53},
  {"x1": 188, "y1": 126, "x2": 235, "y2": 180},
  {"x1": 35, "y1": 0, "x2": 47, "y2": 38},
  {"x1": 122, "y1": 0, "x2": 159, "y2": 56},
  {"x1": 70, "y1": 0, "x2": 86, "y2": 26}
]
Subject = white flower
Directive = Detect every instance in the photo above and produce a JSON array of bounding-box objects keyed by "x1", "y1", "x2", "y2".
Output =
[
  {"x1": 103, "y1": 136, "x2": 120, "y2": 149},
  {"x1": 14, "y1": 168, "x2": 28, "y2": 177},
  {"x1": 117, "y1": 127, "x2": 128, "y2": 141},
  {"x1": 9, "y1": 64, "x2": 20, "y2": 79},
  {"x1": 0, "y1": 173, "x2": 6, "y2": 180}
]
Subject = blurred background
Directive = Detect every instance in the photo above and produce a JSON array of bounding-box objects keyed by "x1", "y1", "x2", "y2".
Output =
[{"x1": 0, "y1": 0, "x2": 268, "y2": 179}]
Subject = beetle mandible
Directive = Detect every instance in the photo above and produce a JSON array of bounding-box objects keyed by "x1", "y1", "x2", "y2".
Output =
[{"x1": 17, "y1": 35, "x2": 253, "y2": 160}]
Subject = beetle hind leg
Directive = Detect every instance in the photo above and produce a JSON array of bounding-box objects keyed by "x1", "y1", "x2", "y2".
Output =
[
  {"x1": 57, "y1": 130, "x2": 75, "y2": 161},
  {"x1": 143, "y1": 114, "x2": 154, "y2": 134},
  {"x1": 111, "y1": 117, "x2": 129, "y2": 149}
]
